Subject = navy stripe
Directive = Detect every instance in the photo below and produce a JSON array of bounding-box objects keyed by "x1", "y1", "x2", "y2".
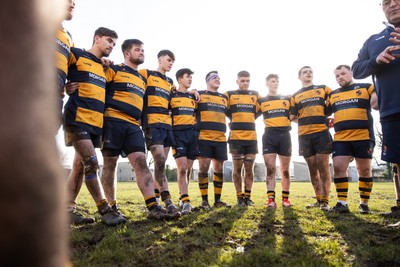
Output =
[
  {"x1": 199, "y1": 122, "x2": 226, "y2": 132},
  {"x1": 334, "y1": 177, "x2": 349, "y2": 183},
  {"x1": 230, "y1": 122, "x2": 256, "y2": 131},
  {"x1": 335, "y1": 120, "x2": 370, "y2": 132},
  {"x1": 298, "y1": 116, "x2": 327, "y2": 126},
  {"x1": 359, "y1": 177, "x2": 373, "y2": 182}
]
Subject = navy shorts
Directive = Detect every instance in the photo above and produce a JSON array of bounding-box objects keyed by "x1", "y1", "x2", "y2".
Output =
[
  {"x1": 144, "y1": 127, "x2": 175, "y2": 149},
  {"x1": 64, "y1": 125, "x2": 101, "y2": 148},
  {"x1": 262, "y1": 130, "x2": 292, "y2": 156},
  {"x1": 101, "y1": 119, "x2": 145, "y2": 157},
  {"x1": 172, "y1": 129, "x2": 200, "y2": 160},
  {"x1": 332, "y1": 140, "x2": 374, "y2": 159},
  {"x1": 298, "y1": 131, "x2": 332, "y2": 157},
  {"x1": 198, "y1": 140, "x2": 228, "y2": 161},
  {"x1": 228, "y1": 142, "x2": 258, "y2": 155},
  {"x1": 381, "y1": 119, "x2": 400, "y2": 163}
]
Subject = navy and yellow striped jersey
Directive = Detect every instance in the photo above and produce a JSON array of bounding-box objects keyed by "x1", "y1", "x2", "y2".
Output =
[
  {"x1": 326, "y1": 83, "x2": 375, "y2": 142},
  {"x1": 104, "y1": 64, "x2": 146, "y2": 126},
  {"x1": 64, "y1": 48, "x2": 106, "y2": 135},
  {"x1": 224, "y1": 90, "x2": 260, "y2": 145},
  {"x1": 290, "y1": 85, "x2": 331, "y2": 136},
  {"x1": 56, "y1": 26, "x2": 73, "y2": 91},
  {"x1": 170, "y1": 91, "x2": 197, "y2": 130},
  {"x1": 197, "y1": 90, "x2": 228, "y2": 142},
  {"x1": 139, "y1": 69, "x2": 175, "y2": 130},
  {"x1": 258, "y1": 94, "x2": 292, "y2": 132}
]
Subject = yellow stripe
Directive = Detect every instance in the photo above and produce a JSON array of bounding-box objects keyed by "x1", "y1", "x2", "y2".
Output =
[
  {"x1": 229, "y1": 130, "x2": 257, "y2": 141},
  {"x1": 231, "y1": 112, "x2": 256, "y2": 122},
  {"x1": 144, "y1": 195, "x2": 155, "y2": 201},
  {"x1": 104, "y1": 108, "x2": 140, "y2": 126},
  {"x1": 334, "y1": 129, "x2": 370, "y2": 141},
  {"x1": 213, "y1": 175, "x2": 223, "y2": 182},
  {"x1": 298, "y1": 124, "x2": 327, "y2": 136},
  {"x1": 299, "y1": 105, "x2": 325, "y2": 118},
  {"x1": 264, "y1": 117, "x2": 291, "y2": 128},
  {"x1": 199, "y1": 130, "x2": 226, "y2": 142},
  {"x1": 173, "y1": 114, "x2": 196, "y2": 126},
  {"x1": 78, "y1": 82, "x2": 105, "y2": 103},
  {"x1": 76, "y1": 107, "x2": 103, "y2": 128},
  {"x1": 56, "y1": 56, "x2": 68, "y2": 75},
  {"x1": 214, "y1": 188, "x2": 222, "y2": 194},
  {"x1": 148, "y1": 95, "x2": 169, "y2": 108},
  {"x1": 147, "y1": 113, "x2": 172, "y2": 125},
  {"x1": 334, "y1": 108, "x2": 368, "y2": 123},
  {"x1": 112, "y1": 91, "x2": 143, "y2": 110},
  {"x1": 201, "y1": 110, "x2": 226, "y2": 123},
  {"x1": 200, "y1": 189, "x2": 208, "y2": 196},
  {"x1": 335, "y1": 182, "x2": 349, "y2": 189}
]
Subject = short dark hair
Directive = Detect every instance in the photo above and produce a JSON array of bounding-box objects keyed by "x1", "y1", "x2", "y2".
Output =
[
  {"x1": 266, "y1": 74, "x2": 279, "y2": 81},
  {"x1": 298, "y1": 66, "x2": 312, "y2": 76},
  {"x1": 176, "y1": 68, "x2": 194, "y2": 81},
  {"x1": 205, "y1": 71, "x2": 218, "y2": 81},
  {"x1": 121, "y1": 39, "x2": 143, "y2": 54},
  {"x1": 157, "y1": 49, "x2": 175, "y2": 60},
  {"x1": 334, "y1": 64, "x2": 351, "y2": 71},
  {"x1": 93, "y1": 27, "x2": 118, "y2": 44},
  {"x1": 237, "y1": 70, "x2": 250, "y2": 79}
]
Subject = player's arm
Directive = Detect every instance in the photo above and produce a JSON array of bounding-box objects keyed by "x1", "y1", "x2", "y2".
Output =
[
  {"x1": 189, "y1": 89, "x2": 200, "y2": 102},
  {"x1": 65, "y1": 82, "x2": 79, "y2": 95},
  {"x1": 370, "y1": 92, "x2": 379, "y2": 110}
]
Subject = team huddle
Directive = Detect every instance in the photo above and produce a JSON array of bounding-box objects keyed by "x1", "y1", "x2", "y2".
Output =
[{"x1": 58, "y1": 0, "x2": 400, "y2": 226}]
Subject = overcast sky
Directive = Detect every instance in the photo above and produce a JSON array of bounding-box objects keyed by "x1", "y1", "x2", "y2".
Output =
[{"x1": 57, "y1": 0, "x2": 387, "y2": 166}]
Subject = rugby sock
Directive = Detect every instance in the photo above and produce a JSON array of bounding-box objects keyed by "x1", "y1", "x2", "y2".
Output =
[
  {"x1": 244, "y1": 189, "x2": 251, "y2": 200},
  {"x1": 155, "y1": 188, "x2": 160, "y2": 201},
  {"x1": 213, "y1": 172, "x2": 223, "y2": 202},
  {"x1": 109, "y1": 200, "x2": 117, "y2": 207},
  {"x1": 267, "y1": 190, "x2": 275, "y2": 200},
  {"x1": 237, "y1": 191, "x2": 244, "y2": 200},
  {"x1": 144, "y1": 195, "x2": 158, "y2": 211},
  {"x1": 396, "y1": 199, "x2": 400, "y2": 207},
  {"x1": 334, "y1": 177, "x2": 349, "y2": 204},
  {"x1": 321, "y1": 196, "x2": 329, "y2": 204},
  {"x1": 181, "y1": 194, "x2": 190, "y2": 203},
  {"x1": 316, "y1": 194, "x2": 323, "y2": 203},
  {"x1": 96, "y1": 199, "x2": 109, "y2": 214},
  {"x1": 160, "y1": 191, "x2": 171, "y2": 202},
  {"x1": 359, "y1": 177, "x2": 373, "y2": 204},
  {"x1": 282, "y1": 191, "x2": 290, "y2": 200},
  {"x1": 198, "y1": 172, "x2": 209, "y2": 202}
]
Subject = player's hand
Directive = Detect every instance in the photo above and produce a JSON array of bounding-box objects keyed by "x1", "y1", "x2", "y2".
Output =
[
  {"x1": 376, "y1": 45, "x2": 400, "y2": 64},
  {"x1": 327, "y1": 117, "x2": 334, "y2": 128},
  {"x1": 189, "y1": 89, "x2": 201, "y2": 102},
  {"x1": 389, "y1": 27, "x2": 400, "y2": 45},
  {"x1": 101, "y1": 58, "x2": 113, "y2": 70},
  {"x1": 66, "y1": 82, "x2": 79, "y2": 95}
]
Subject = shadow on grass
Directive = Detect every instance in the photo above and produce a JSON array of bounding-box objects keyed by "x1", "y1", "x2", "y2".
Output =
[
  {"x1": 324, "y1": 209, "x2": 400, "y2": 266},
  {"x1": 225, "y1": 206, "x2": 330, "y2": 266},
  {"x1": 281, "y1": 207, "x2": 331, "y2": 266},
  {"x1": 139, "y1": 206, "x2": 248, "y2": 266},
  {"x1": 71, "y1": 205, "x2": 248, "y2": 266},
  {"x1": 223, "y1": 207, "x2": 278, "y2": 266}
]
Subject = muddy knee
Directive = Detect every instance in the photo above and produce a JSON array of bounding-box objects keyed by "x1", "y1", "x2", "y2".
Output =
[{"x1": 82, "y1": 155, "x2": 99, "y2": 180}]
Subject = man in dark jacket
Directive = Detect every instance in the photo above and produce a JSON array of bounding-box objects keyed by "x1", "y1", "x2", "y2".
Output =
[{"x1": 352, "y1": 0, "x2": 400, "y2": 220}]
